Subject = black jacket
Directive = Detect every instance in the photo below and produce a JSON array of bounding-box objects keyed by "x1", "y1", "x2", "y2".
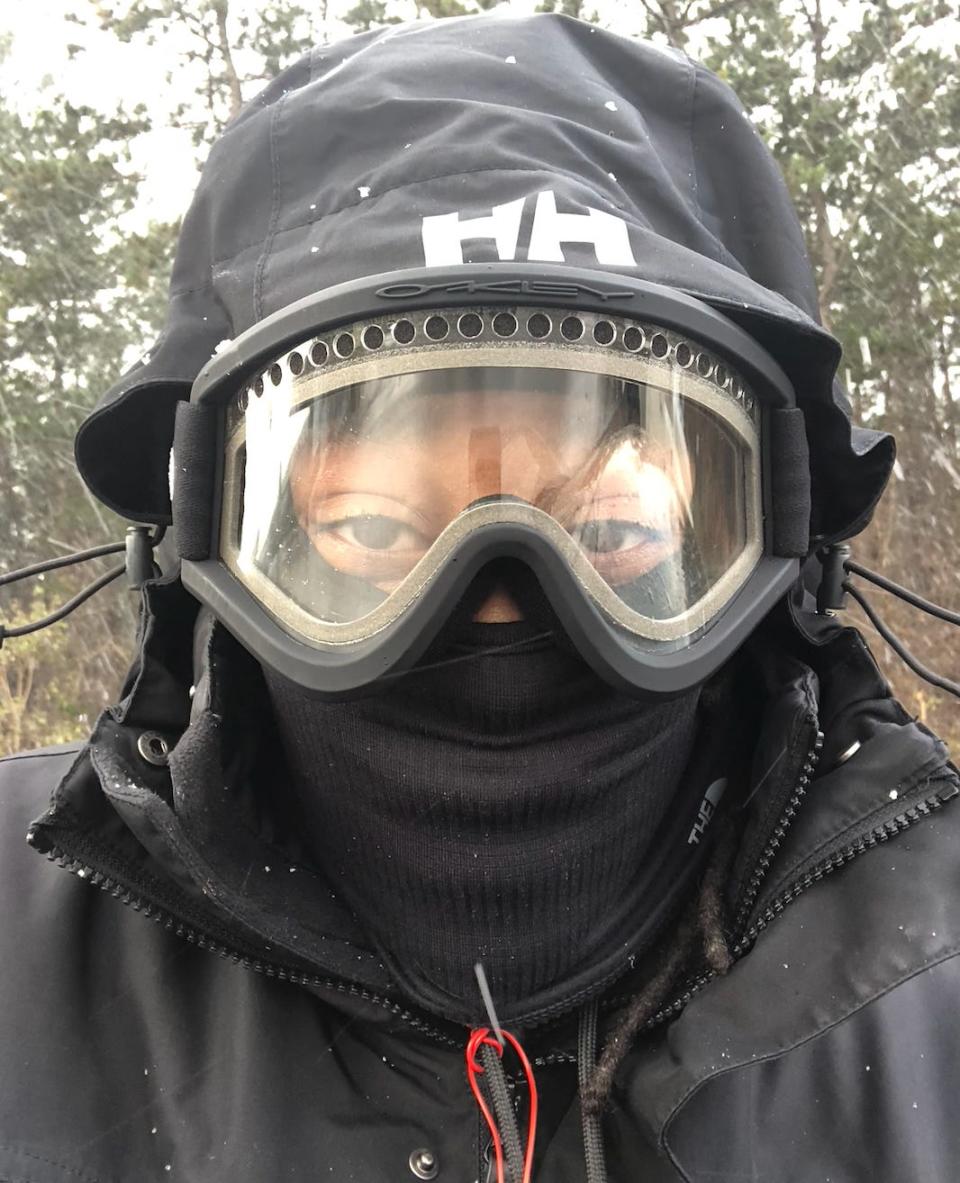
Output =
[{"x1": 1, "y1": 577, "x2": 958, "y2": 1182}]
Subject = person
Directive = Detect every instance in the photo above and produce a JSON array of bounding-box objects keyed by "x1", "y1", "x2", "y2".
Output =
[{"x1": 1, "y1": 13, "x2": 957, "y2": 1182}]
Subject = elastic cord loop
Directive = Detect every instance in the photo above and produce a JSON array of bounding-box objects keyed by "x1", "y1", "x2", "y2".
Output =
[
  {"x1": 0, "y1": 564, "x2": 125, "y2": 648},
  {"x1": 846, "y1": 559, "x2": 960, "y2": 627},
  {"x1": 844, "y1": 582, "x2": 960, "y2": 699},
  {"x1": 0, "y1": 542, "x2": 125, "y2": 588}
]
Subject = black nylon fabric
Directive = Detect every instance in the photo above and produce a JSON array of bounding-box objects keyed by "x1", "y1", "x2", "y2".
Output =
[
  {"x1": 665, "y1": 958, "x2": 960, "y2": 1182},
  {"x1": 74, "y1": 14, "x2": 893, "y2": 543},
  {"x1": 264, "y1": 621, "x2": 701, "y2": 1021}
]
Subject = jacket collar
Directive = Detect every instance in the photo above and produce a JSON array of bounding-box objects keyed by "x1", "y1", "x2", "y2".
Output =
[{"x1": 28, "y1": 577, "x2": 949, "y2": 1041}]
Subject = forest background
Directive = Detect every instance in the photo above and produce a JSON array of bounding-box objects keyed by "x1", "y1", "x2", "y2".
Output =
[{"x1": 0, "y1": 0, "x2": 957, "y2": 755}]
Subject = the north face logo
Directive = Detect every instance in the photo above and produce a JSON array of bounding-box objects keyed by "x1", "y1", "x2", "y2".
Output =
[
  {"x1": 687, "y1": 778, "x2": 728, "y2": 846},
  {"x1": 421, "y1": 190, "x2": 637, "y2": 268}
]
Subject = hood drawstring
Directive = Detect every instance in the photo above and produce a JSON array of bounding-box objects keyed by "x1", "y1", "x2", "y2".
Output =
[
  {"x1": 479, "y1": 1040, "x2": 524, "y2": 1182},
  {"x1": 469, "y1": 964, "x2": 537, "y2": 1183},
  {"x1": 582, "y1": 818, "x2": 739, "y2": 1118},
  {"x1": 464, "y1": 1015, "x2": 612, "y2": 1183},
  {"x1": 578, "y1": 1000, "x2": 609, "y2": 1183},
  {"x1": 468, "y1": 967, "x2": 611, "y2": 1183},
  {"x1": 466, "y1": 821, "x2": 738, "y2": 1183}
]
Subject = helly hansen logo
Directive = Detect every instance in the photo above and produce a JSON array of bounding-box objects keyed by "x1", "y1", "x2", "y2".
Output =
[
  {"x1": 421, "y1": 190, "x2": 637, "y2": 268},
  {"x1": 687, "y1": 778, "x2": 728, "y2": 846}
]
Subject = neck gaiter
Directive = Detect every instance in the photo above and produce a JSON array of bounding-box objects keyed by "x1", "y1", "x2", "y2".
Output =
[{"x1": 265, "y1": 614, "x2": 701, "y2": 1018}]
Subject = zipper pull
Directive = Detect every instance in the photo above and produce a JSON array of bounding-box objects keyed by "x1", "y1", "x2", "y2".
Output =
[{"x1": 481, "y1": 1139, "x2": 496, "y2": 1183}]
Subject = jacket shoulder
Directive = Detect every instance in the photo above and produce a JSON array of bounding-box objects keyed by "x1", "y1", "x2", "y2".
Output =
[
  {"x1": 0, "y1": 741, "x2": 83, "y2": 767},
  {"x1": 635, "y1": 758, "x2": 960, "y2": 1181},
  {"x1": 0, "y1": 743, "x2": 83, "y2": 832},
  {"x1": 664, "y1": 950, "x2": 960, "y2": 1181},
  {"x1": 0, "y1": 743, "x2": 94, "y2": 947}
]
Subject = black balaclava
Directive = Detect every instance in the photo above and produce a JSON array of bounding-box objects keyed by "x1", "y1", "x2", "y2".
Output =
[{"x1": 264, "y1": 562, "x2": 702, "y2": 1015}]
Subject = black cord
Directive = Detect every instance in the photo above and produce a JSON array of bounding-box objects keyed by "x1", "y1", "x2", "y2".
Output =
[
  {"x1": 846, "y1": 559, "x2": 960, "y2": 627},
  {"x1": 479, "y1": 1042, "x2": 524, "y2": 1183},
  {"x1": 578, "y1": 1000, "x2": 609, "y2": 1183},
  {"x1": 0, "y1": 542, "x2": 125, "y2": 588},
  {"x1": 0, "y1": 564, "x2": 126, "y2": 647},
  {"x1": 378, "y1": 630, "x2": 557, "y2": 681},
  {"x1": 844, "y1": 582, "x2": 960, "y2": 699}
]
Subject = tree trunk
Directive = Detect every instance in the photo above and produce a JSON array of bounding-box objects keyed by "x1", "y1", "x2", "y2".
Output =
[{"x1": 213, "y1": 0, "x2": 244, "y2": 119}]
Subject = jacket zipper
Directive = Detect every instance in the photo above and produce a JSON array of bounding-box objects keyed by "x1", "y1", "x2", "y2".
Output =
[
  {"x1": 644, "y1": 772, "x2": 960, "y2": 1033},
  {"x1": 26, "y1": 833, "x2": 460, "y2": 1048},
  {"x1": 732, "y1": 728, "x2": 824, "y2": 935},
  {"x1": 31, "y1": 751, "x2": 960, "y2": 1061},
  {"x1": 568, "y1": 727, "x2": 824, "y2": 1048}
]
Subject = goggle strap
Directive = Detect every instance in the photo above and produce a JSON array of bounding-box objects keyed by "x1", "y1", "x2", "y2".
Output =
[
  {"x1": 173, "y1": 399, "x2": 218, "y2": 561},
  {"x1": 768, "y1": 407, "x2": 811, "y2": 557}
]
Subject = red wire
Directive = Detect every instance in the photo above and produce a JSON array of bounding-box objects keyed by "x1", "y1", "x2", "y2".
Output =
[
  {"x1": 465, "y1": 1027, "x2": 539, "y2": 1183},
  {"x1": 467, "y1": 1029, "x2": 505, "y2": 1183}
]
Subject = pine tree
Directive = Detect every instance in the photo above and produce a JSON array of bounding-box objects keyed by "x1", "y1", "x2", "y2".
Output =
[
  {"x1": 0, "y1": 86, "x2": 175, "y2": 753},
  {"x1": 2, "y1": 1, "x2": 956, "y2": 751},
  {"x1": 78, "y1": 1, "x2": 325, "y2": 143}
]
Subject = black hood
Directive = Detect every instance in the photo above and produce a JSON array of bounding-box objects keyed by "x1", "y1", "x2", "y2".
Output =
[{"x1": 76, "y1": 13, "x2": 892, "y2": 544}]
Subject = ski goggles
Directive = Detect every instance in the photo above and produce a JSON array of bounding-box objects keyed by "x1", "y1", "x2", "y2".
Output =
[{"x1": 175, "y1": 267, "x2": 810, "y2": 694}]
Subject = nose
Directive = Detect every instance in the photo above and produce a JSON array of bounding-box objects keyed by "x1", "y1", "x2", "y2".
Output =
[{"x1": 472, "y1": 583, "x2": 525, "y2": 623}]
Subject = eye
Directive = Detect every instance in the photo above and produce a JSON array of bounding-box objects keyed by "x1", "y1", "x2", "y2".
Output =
[
  {"x1": 572, "y1": 520, "x2": 667, "y2": 554},
  {"x1": 320, "y1": 514, "x2": 425, "y2": 552}
]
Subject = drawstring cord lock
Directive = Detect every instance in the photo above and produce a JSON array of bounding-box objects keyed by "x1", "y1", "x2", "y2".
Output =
[
  {"x1": 0, "y1": 525, "x2": 167, "y2": 646},
  {"x1": 125, "y1": 525, "x2": 159, "y2": 589},
  {"x1": 814, "y1": 543, "x2": 960, "y2": 699},
  {"x1": 816, "y1": 543, "x2": 851, "y2": 615}
]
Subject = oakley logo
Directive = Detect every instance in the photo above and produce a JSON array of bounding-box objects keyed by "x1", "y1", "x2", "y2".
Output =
[
  {"x1": 421, "y1": 190, "x2": 637, "y2": 268},
  {"x1": 687, "y1": 778, "x2": 728, "y2": 846},
  {"x1": 376, "y1": 278, "x2": 636, "y2": 301}
]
